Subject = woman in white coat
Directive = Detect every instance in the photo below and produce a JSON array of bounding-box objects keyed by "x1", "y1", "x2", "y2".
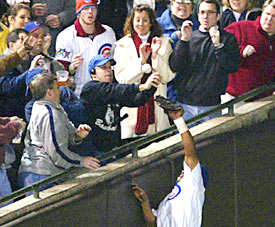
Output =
[{"x1": 114, "y1": 4, "x2": 175, "y2": 140}]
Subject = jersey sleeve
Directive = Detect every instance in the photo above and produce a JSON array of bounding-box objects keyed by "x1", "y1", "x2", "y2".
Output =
[{"x1": 55, "y1": 29, "x2": 74, "y2": 63}]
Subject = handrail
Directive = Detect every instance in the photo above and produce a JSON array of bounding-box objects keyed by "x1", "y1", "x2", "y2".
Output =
[{"x1": 0, "y1": 82, "x2": 274, "y2": 206}]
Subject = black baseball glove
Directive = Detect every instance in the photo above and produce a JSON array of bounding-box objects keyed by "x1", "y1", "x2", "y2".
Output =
[{"x1": 155, "y1": 95, "x2": 184, "y2": 114}]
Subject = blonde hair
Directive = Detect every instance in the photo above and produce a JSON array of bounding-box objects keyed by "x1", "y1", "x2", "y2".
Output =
[
  {"x1": 262, "y1": 0, "x2": 275, "y2": 11},
  {"x1": 222, "y1": 0, "x2": 257, "y2": 11},
  {"x1": 30, "y1": 73, "x2": 57, "y2": 100}
]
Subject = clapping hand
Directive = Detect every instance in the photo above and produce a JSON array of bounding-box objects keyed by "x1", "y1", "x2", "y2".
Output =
[
  {"x1": 139, "y1": 43, "x2": 151, "y2": 65},
  {"x1": 181, "y1": 20, "x2": 193, "y2": 41},
  {"x1": 209, "y1": 26, "x2": 220, "y2": 47},
  {"x1": 151, "y1": 37, "x2": 162, "y2": 59},
  {"x1": 242, "y1": 45, "x2": 256, "y2": 58},
  {"x1": 32, "y1": 3, "x2": 48, "y2": 17},
  {"x1": 46, "y1": 15, "x2": 61, "y2": 28}
]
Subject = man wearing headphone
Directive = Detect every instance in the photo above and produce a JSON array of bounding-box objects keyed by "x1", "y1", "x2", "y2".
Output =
[{"x1": 79, "y1": 54, "x2": 161, "y2": 157}]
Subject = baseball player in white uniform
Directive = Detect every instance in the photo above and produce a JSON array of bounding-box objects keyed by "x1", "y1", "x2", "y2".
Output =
[
  {"x1": 55, "y1": 0, "x2": 116, "y2": 97},
  {"x1": 132, "y1": 108, "x2": 208, "y2": 227}
]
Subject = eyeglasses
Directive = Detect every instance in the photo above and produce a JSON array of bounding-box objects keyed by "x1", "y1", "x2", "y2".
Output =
[{"x1": 199, "y1": 10, "x2": 217, "y2": 16}]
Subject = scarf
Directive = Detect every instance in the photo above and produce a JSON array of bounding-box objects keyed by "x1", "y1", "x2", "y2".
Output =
[
  {"x1": 133, "y1": 32, "x2": 155, "y2": 135},
  {"x1": 74, "y1": 18, "x2": 106, "y2": 38}
]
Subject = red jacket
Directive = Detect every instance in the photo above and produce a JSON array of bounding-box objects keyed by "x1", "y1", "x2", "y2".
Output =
[{"x1": 225, "y1": 17, "x2": 275, "y2": 96}]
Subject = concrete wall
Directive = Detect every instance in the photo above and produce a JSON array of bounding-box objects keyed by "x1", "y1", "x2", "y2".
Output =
[{"x1": 4, "y1": 120, "x2": 274, "y2": 227}]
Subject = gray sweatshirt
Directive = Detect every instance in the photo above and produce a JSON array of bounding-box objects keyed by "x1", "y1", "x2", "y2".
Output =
[{"x1": 19, "y1": 99, "x2": 85, "y2": 175}]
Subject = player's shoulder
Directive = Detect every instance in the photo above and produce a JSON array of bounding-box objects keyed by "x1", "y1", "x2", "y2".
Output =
[{"x1": 57, "y1": 24, "x2": 76, "y2": 40}]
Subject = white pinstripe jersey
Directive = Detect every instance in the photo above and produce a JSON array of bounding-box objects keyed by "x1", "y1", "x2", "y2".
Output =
[{"x1": 55, "y1": 24, "x2": 116, "y2": 97}]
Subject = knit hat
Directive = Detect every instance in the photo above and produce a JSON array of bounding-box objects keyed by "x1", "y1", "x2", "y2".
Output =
[{"x1": 76, "y1": 0, "x2": 98, "y2": 15}]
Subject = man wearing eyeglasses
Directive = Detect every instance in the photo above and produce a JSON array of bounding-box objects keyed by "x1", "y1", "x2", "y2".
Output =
[{"x1": 169, "y1": 0, "x2": 241, "y2": 125}]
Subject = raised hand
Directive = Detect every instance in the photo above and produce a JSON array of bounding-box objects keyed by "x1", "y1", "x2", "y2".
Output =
[
  {"x1": 46, "y1": 15, "x2": 61, "y2": 28},
  {"x1": 181, "y1": 20, "x2": 193, "y2": 41},
  {"x1": 9, "y1": 116, "x2": 26, "y2": 131},
  {"x1": 71, "y1": 53, "x2": 84, "y2": 70},
  {"x1": 131, "y1": 180, "x2": 149, "y2": 202},
  {"x1": 139, "y1": 43, "x2": 151, "y2": 65},
  {"x1": 42, "y1": 33, "x2": 52, "y2": 55},
  {"x1": 167, "y1": 109, "x2": 185, "y2": 121},
  {"x1": 140, "y1": 72, "x2": 161, "y2": 91},
  {"x1": 32, "y1": 3, "x2": 48, "y2": 17},
  {"x1": 76, "y1": 124, "x2": 91, "y2": 139},
  {"x1": 209, "y1": 26, "x2": 220, "y2": 47},
  {"x1": 151, "y1": 37, "x2": 162, "y2": 59},
  {"x1": 242, "y1": 45, "x2": 256, "y2": 58}
]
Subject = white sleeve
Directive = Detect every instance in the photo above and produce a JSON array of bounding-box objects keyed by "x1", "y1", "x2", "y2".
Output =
[
  {"x1": 55, "y1": 29, "x2": 73, "y2": 63},
  {"x1": 151, "y1": 37, "x2": 175, "y2": 84},
  {"x1": 114, "y1": 39, "x2": 150, "y2": 84}
]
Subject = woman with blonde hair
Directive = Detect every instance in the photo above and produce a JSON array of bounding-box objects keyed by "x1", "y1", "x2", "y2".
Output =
[
  {"x1": 220, "y1": 0, "x2": 261, "y2": 29},
  {"x1": 7, "y1": 3, "x2": 31, "y2": 31},
  {"x1": 0, "y1": 4, "x2": 31, "y2": 55},
  {"x1": 114, "y1": 4, "x2": 175, "y2": 141}
]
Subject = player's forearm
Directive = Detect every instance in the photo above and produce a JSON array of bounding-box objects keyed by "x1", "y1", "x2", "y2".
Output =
[
  {"x1": 174, "y1": 117, "x2": 198, "y2": 169},
  {"x1": 141, "y1": 201, "x2": 157, "y2": 226},
  {"x1": 180, "y1": 131, "x2": 196, "y2": 157}
]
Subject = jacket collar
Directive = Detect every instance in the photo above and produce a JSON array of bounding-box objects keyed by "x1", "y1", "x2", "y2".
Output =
[
  {"x1": 74, "y1": 18, "x2": 106, "y2": 38},
  {"x1": 158, "y1": 9, "x2": 177, "y2": 31},
  {"x1": 36, "y1": 99, "x2": 64, "y2": 110}
]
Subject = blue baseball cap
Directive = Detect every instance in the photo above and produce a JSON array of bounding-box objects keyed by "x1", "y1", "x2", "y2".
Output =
[
  {"x1": 88, "y1": 54, "x2": 116, "y2": 74},
  {"x1": 24, "y1": 21, "x2": 41, "y2": 33}
]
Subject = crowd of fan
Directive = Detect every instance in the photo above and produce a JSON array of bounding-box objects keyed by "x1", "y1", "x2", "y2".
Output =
[{"x1": 0, "y1": 0, "x2": 274, "y2": 216}]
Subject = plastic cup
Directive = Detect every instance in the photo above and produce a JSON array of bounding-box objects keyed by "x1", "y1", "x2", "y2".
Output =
[{"x1": 56, "y1": 70, "x2": 69, "y2": 86}]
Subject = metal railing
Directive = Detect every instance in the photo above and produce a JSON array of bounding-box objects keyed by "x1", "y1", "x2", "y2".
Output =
[{"x1": 0, "y1": 82, "x2": 274, "y2": 206}]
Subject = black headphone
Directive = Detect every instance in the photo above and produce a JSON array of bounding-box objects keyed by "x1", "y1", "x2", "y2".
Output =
[{"x1": 91, "y1": 68, "x2": 96, "y2": 75}]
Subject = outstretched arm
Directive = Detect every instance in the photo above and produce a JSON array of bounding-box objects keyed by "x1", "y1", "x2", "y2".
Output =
[
  {"x1": 168, "y1": 110, "x2": 198, "y2": 170},
  {"x1": 131, "y1": 180, "x2": 156, "y2": 227}
]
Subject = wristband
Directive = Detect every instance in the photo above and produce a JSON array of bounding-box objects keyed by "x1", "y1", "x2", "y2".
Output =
[{"x1": 173, "y1": 117, "x2": 189, "y2": 134}]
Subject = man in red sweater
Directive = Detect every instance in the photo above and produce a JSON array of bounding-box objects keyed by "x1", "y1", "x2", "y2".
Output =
[{"x1": 222, "y1": 0, "x2": 274, "y2": 104}]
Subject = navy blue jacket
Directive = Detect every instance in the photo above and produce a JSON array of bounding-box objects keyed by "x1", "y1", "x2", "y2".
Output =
[
  {"x1": 0, "y1": 68, "x2": 43, "y2": 119},
  {"x1": 80, "y1": 81, "x2": 156, "y2": 153}
]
